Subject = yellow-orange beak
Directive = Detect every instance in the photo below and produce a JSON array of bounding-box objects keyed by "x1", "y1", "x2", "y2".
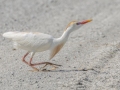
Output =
[{"x1": 76, "y1": 19, "x2": 92, "y2": 25}]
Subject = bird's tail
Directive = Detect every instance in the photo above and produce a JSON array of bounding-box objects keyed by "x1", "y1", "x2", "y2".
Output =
[{"x1": 2, "y1": 32, "x2": 18, "y2": 39}]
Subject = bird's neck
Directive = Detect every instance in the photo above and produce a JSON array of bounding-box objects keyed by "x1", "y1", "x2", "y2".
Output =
[
  {"x1": 53, "y1": 27, "x2": 72, "y2": 46},
  {"x1": 49, "y1": 29, "x2": 72, "y2": 59},
  {"x1": 60, "y1": 27, "x2": 72, "y2": 42}
]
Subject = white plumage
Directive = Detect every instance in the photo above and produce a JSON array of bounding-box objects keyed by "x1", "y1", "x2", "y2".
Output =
[
  {"x1": 3, "y1": 32, "x2": 53, "y2": 52},
  {"x1": 3, "y1": 19, "x2": 92, "y2": 71}
]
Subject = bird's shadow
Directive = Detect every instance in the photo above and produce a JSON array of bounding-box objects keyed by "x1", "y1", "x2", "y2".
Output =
[{"x1": 41, "y1": 68, "x2": 96, "y2": 72}]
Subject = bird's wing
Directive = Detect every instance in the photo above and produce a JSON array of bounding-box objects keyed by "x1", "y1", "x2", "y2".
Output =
[
  {"x1": 3, "y1": 31, "x2": 53, "y2": 50},
  {"x1": 49, "y1": 43, "x2": 64, "y2": 60}
]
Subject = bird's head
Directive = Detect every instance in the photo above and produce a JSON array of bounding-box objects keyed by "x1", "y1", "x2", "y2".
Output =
[{"x1": 65, "y1": 19, "x2": 92, "y2": 32}]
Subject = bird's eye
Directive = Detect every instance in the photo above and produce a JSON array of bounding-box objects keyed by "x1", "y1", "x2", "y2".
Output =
[{"x1": 76, "y1": 22, "x2": 80, "y2": 25}]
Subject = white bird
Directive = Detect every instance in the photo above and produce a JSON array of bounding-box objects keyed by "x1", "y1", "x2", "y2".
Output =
[{"x1": 3, "y1": 19, "x2": 92, "y2": 71}]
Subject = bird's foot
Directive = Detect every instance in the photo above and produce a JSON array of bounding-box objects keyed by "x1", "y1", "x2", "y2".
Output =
[
  {"x1": 29, "y1": 67, "x2": 40, "y2": 72},
  {"x1": 40, "y1": 62, "x2": 61, "y2": 71},
  {"x1": 40, "y1": 67, "x2": 58, "y2": 72},
  {"x1": 44, "y1": 62, "x2": 62, "y2": 67}
]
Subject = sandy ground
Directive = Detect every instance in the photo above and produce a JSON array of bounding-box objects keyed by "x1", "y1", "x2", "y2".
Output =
[{"x1": 0, "y1": 0, "x2": 120, "y2": 90}]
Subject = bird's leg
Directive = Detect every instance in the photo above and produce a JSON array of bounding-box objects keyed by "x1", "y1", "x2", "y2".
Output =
[
  {"x1": 28, "y1": 53, "x2": 61, "y2": 71},
  {"x1": 28, "y1": 61, "x2": 61, "y2": 71},
  {"x1": 22, "y1": 52, "x2": 29, "y2": 64},
  {"x1": 29, "y1": 57, "x2": 39, "y2": 71},
  {"x1": 22, "y1": 52, "x2": 39, "y2": 71},
  {"x1": 28, "y1": 52, "x2": 39, "y2": 71},
  {"x1": 30, "y1": 62, "x2": 61, "y2": 66}
]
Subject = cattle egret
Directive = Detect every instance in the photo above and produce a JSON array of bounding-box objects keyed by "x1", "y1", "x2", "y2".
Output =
[{"x1": 3, "y1": 19, "x2": 92, "y2": 71}]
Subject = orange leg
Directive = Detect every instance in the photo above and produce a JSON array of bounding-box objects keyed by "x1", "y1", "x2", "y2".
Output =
[
  {"x1": 22, "y1": 52, "x2": 39, "y2": 71},
  {"x1": 30, "y1": 62, "x2": 61, "y2": 67},
  {"x1": 22, "y1": 52, "x2": 61, "y2": 71},
  {"x1": 30, "y1": 61, "x2": 62, "y2": 71},
  {"x1": 29, "y1": 52, "x2": 61, "y2": 67},
  {"x1": 22, "y1": 52, "x2": 29, "y2": 64},
  {"x1": 29, "y1": 57, "x2": 61, "y2": 70}
]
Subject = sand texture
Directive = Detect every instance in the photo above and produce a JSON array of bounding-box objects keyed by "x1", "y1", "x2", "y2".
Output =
[{"x1": 0, "y1": 0, "x2": 120, "y2": 90}]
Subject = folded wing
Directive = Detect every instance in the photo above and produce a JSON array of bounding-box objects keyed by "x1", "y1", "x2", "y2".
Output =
[{"x1": 3, "y1": 31, "x2": 53, "y2": 51}]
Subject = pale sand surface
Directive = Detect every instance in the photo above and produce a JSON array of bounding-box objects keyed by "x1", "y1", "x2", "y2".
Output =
[{"x1": 0, "y1": 0, "x2": 120, "y2": 90}]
